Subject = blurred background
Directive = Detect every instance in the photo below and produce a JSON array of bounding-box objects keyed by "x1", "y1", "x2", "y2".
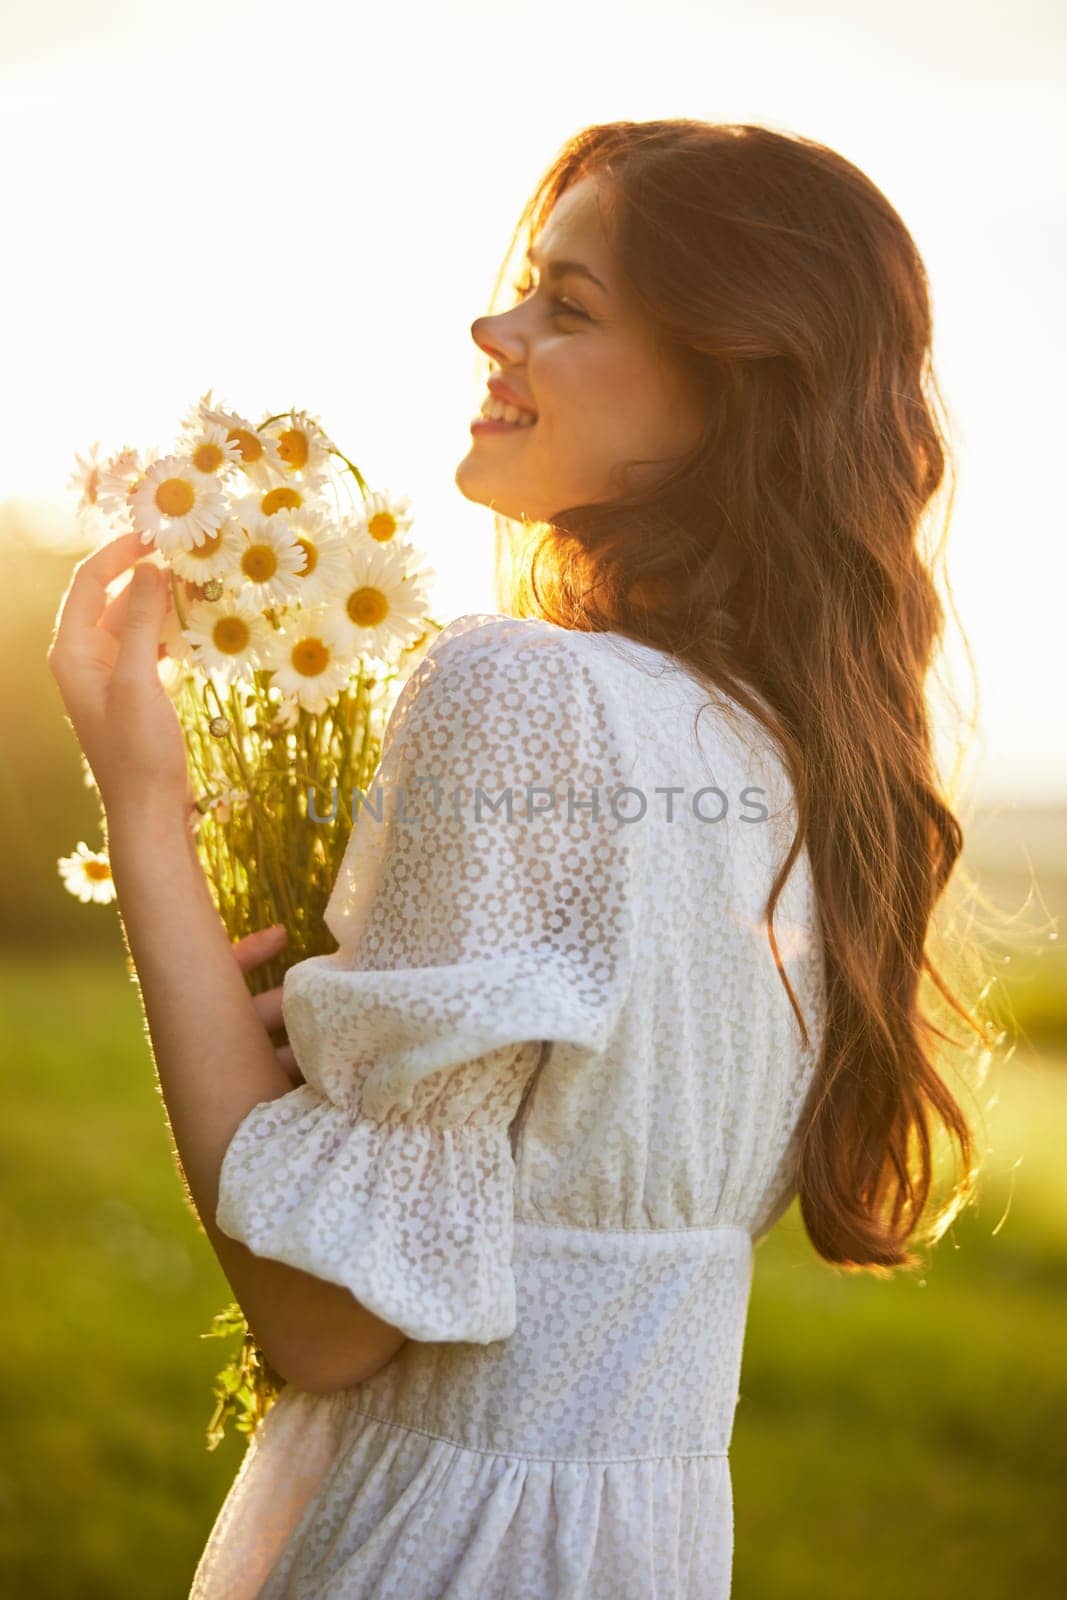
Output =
[{"x1": 1, "y1": 0, "x2": 1064, "y2": 1594}]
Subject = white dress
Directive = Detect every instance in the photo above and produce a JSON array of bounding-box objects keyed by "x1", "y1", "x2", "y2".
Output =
[{"x1": 189, "y1": 611, "x2": 827, "y2": 1600}]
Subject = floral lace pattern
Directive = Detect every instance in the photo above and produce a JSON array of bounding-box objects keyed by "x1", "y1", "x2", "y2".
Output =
[{"x1": 194, "y1": 612, "x2": 827, "y2": 1599}]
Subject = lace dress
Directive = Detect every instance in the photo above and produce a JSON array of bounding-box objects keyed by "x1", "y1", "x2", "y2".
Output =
[{"x1": 189, "y1": 612, "x2": 826, "y2": 1600}]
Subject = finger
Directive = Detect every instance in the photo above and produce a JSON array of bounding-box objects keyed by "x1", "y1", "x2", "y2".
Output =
[
  {"x1": 232, "y1": 923, "x2": 289, "y2": 975},
  {"x1": 252, "y1": 984, "x2": 285, "y2": 1032},
  {"x1": 50, "y1": 528, "x2": 151, "y2": 655},
  {"x1": 99, "y1": 575, "x2": 134, "y2": 641},
  {"x1": 276, "y1": 1045, "x2": 304, "y2": 1088},
  {"x1": 111, "y1": 561, "x2": 169, "y2": 684},
  {"x1": 101, "y1": 563, "x2": 174, "y2": 643}
]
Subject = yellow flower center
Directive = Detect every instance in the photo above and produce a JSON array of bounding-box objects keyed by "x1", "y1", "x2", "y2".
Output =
[
  {"x1": 346, "y1": 586, "x2": 389, "y2": 627},
  {"x1": 291, "y1": 637, "x2": 330, "y2": 677},
  {"x1": 193, "y1": 441, "x2": 225, "y2": 473},
  {"x1": 294, "y1": 537, "x2": 317, "y2": 575},
  {"x1": 213, "y1": 616, "x2": 251, "y2": 654},
  {"x1": 277, "y1": 428, "x2": 309, "y2": 470},
  {"x1": 367, "y1": 511, "x2": 397, "y2": 542},
  {"x1": 87, "y1": 469, "x2": 100, "y2": 505},
  {"x1": 262, "y1": 486, "x2": 302, "y2": 515},
  {"x1": 83, "y1": 859, "x2": 111, "y2": 881},
  {"x1": 242, "y1": 544, "x2": 278, "y2": 582},
  {"x1": 188, "y1": 529, "x2": 223, "y2": 561},
  {"x1": 156, "y1": 477, "x2": 195, "y2": 517},
  {"x1": 227, "y1": 427, "x2": 263, "y2": 463}
]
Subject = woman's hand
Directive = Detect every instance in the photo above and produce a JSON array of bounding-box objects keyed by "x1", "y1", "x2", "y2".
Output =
[
  {"x1": 47, "y1": 527, "x2": 194, "y2": 826},
  {"x1": 234, "y1": 923, "x2": 306, "y2": 1089}
]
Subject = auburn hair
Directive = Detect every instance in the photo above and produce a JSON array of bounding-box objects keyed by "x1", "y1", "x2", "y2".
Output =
[{"x1": 478, "y1": 119, "x2": 1005, "y2": 1274}]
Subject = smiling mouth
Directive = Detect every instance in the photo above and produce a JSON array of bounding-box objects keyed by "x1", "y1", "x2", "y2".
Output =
[
  {"x1": 473, "y1": 396, "x2": 538, "y2": 428},
  {"x1": 470, "y1": 412, "x2": 537, "y2": 435}
]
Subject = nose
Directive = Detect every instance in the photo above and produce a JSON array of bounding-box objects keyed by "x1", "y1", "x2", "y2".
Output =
[{"x1": 471, "y1": 311, "x2": 523, "y2": 366}]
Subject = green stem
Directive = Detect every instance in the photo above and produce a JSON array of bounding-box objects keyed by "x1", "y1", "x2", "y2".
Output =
[
  {"x1": 231, "y1": 681, "x2": 304, "y2": 936},
  {"x1": 203, "y1": 677, "x2": 300, "y2": 935},
  {"x1": 327, "y1": 447, "x2": 369, "y2": 496},
  {"x1": 355, "y1": 674, "x2": 376, "y2": 786},
  {"x1": 339, "y1": 661, "x2": 362, "y2": 782}
]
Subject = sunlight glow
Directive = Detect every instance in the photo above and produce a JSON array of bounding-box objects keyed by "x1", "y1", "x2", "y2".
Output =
[{"x1": 2, "y1": 0, "x2": 1064, "y2": 801}]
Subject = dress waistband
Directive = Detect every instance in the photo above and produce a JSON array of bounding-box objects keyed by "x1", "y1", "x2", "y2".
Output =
[{"x1": 333, "y1": 1222, "x2": 755, "y2": 1462}]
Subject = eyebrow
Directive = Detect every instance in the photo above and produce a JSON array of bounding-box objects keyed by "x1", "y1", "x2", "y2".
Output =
[{"x1": 526, "y1": 243, "x2": 608, "y2": 294}]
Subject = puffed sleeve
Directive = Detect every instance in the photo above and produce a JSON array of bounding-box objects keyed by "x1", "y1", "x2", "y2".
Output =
[{"x1": 214, "y1": 614, "x2": 643, "y2": 1344}]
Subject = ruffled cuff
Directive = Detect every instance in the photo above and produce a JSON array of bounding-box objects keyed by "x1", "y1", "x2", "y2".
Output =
[{"x1": 215, "y1": 1085, "x2": 519, "y2": 1345}]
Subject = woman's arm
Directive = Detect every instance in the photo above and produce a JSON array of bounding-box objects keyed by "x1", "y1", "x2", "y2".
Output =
[
  {"x1": 106, "y1": 802, "x2": 409, "y2": 1393},
  {"x1": 48, "y1": 529, "x2": 408, "y2": 1394}
]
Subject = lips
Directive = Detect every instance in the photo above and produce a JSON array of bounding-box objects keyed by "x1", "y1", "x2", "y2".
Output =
[{"x1": 486, "y1": 377, "x2": 538, "y2": 418}]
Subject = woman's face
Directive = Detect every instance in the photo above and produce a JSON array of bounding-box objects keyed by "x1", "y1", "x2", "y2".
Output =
[{"x1": 454, "y1": 171, "x2": 707, "y2": 525}]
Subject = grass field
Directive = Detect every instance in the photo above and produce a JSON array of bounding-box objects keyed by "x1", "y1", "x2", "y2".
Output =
[{"x1": 1, "y1": 951, "x2": 1064, "y2": 1597}]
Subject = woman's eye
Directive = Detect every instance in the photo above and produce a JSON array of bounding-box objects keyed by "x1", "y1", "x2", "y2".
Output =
[{"x1": 509, "y1": 275, "x2": 588, "y2": 321}]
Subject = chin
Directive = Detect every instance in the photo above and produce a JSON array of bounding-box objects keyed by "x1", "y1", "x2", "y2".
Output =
[{"x1": 454, "y1": 454, "x2": 520, "y2": 518}]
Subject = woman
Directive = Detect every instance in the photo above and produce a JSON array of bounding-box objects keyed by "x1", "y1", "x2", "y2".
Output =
[{"x1": 48, "y1": 119, "x2": 993, "y2": 1598}]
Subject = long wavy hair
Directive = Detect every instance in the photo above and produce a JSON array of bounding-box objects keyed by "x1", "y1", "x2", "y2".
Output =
[{"x1": 477, "y1": 119, "x2": 1005, "y2": 1274}]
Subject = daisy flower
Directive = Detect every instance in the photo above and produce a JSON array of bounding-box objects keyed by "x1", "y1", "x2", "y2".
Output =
[
  {"x1": 225, "y1": 510, "x2": 307, "y2": 608},
  {"x1": 267, "y1": 690, "x2": 301, "y2": 732},
  {"x1": 199, "y1": 402, "x2": 287, "y2": 491},
  {"x1": 263, "y1": 608, "x2": 357, "y2": 712},
  {"x1": 95, "y1": 447, "x2": 146, "y2": 523},
  {"x1": 182, "y1": 589, "x2": 276, "y2": 684},
  {"x1": 205, "y1": 785, "x2": 250, "y2": 825},
  {"x1": 67, "y1": 443, "x2": 105, "y2": 513},
  {"x1": 58, "y1": 841, "x2": 116, "y2": 905},
  {"x1": 277, "y1": 507, "x2": 354, "y2": 606},
  {"x1": 262, "y1": 408, "x2": 334, "y2": 490},
  {"x1": 167, "y1": 517, "x2": 244, "y2": 584},
  {"x1": 322, "y1": 539, "x2": 433, "y2": 660},
  {"x1": 232, "y1": 478, "x2": 325, "y2": 524},
  {"x1": 348, "y1": 487, "x2": 415, "y2": 549},
  {"x1": 262, "y1": 691, "x2": 300, "y2": 732},
  {"x1": 179, "y1": 389, "x2": 216, "y2": 427},
  {"x1": 131, "y1": 454, "x2": 228, "y2": 555},
  {"x1": 179, "y1": 409, "x2": 245, "y2": 483}
]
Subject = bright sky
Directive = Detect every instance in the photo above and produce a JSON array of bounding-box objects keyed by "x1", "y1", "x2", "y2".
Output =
[{"x1": 2, "y1": 0, "x2": 1064, "y2": 804}]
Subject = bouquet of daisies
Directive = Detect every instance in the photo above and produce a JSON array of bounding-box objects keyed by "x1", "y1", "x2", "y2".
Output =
[{"x1": 61, "y1": 391, "x2": 442, "y2": 1448}]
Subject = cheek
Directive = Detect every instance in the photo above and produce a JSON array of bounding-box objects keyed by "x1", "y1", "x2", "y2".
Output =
[
  {"x1": 528, "y1": 346, "x2": 633, "y2": 470},
  {"x1": 540, "y1": 339, "x2": 663, "y2": 444},
  {"x1": 529, "y1": 339, "x2": 616, "y2": 413}
]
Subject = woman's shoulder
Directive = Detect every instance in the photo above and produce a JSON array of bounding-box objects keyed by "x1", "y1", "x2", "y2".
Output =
[
  {"x1": 405, "y1": 613, "x2": 793, "y2": 773},
  {"x1": 401, "y1": 612, "x2": 626, "y2": 713},
  {"x1": 405, "y1": 613, "x2": 781, "y2": 767},
  {"x1": 417, "y1": 611, "x2": 585, "y2": 670},
  {"x1": 414, "y1": 611, "x2": 694, "y2": 697},
  {"x1": 386, "y1": 613, "x2": 643, "y2": 783}
]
